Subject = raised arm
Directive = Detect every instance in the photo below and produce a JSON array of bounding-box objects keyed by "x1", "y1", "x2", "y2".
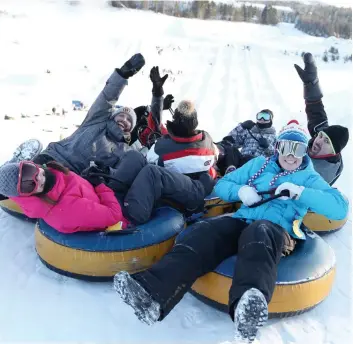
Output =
[
  {"x1": 294, "y1": 52, "x2": 328, "y2": 137},
  {"x1": 82, "y1": 54, "x2": 145, "y2": 126}
]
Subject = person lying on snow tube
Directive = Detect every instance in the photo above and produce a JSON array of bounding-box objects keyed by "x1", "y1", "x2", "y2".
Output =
[
  {"x1": 0, "y1": 55, "x2": 158, "y2": 201},
  {"x1": 2, "y1": 53, "x2": 145, "y2": 177},
  {"x1": 145, "y1": 98, "x2": 219, "y2": 214},
  {"x1": 146, "y1": 99, "x2": 219, "y2": 179},
  {"x1": 294, "y1": 52, "x2": 349, "y2": 185},
  {"x1": 216, "y1": 109, "x2": 277, "y2": 175},
  {"x1": 0, "y1": 151, "x2": 214, "y2": 233},
  {"x1": 112, "y1": 120, "x2": 348, "y2": 343}
]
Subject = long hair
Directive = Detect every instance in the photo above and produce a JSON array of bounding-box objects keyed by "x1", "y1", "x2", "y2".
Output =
[{"x1": 36, "y1": 161, "x2": 69, "y2": 205}]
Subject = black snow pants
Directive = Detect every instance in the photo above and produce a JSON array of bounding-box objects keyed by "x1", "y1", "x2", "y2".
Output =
[
  {"x1": 130, "y1": 216, "x2": 285, "y2": 321},
  {"x1": 123, "y1": 165, "x2": 215, "y2": 224},
  {"x1": 103, "y1": 151, "x2": 214, "y2": 224}
]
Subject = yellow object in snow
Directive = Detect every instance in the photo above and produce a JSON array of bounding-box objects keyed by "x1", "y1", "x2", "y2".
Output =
[{"x1": 105, "y1": 222, "x2": 123, "y2": 233}]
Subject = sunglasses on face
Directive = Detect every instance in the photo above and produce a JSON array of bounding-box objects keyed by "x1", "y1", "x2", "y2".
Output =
[
  {"x1": 17, "y1": 161, "x2": 40, "y2": 196},
  {"x1": 276, "y1": 140, "x2": 308, "y2": 158},
  {"x1": 256, "y1": 111, "x2": 271, "y2": 121}
]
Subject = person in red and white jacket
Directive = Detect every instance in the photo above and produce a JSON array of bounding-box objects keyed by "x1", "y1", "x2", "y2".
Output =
[{"x1": 146, "y1": 100, "x2": 218, "y2": 180}]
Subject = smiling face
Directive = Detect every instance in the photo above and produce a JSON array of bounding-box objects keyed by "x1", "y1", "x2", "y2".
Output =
[
  {"x1": 278, "y1": 154, "x2": 303, "y2": 171},
  {"x1": 310, "y1": 131, "x2": 335, "y2": 156},
  {"x1": 35, "y1": 168, "x2": 46, "y2": 194},
  {"x1": 114, "y1": 113, "x2": 132, "y2": 133}
]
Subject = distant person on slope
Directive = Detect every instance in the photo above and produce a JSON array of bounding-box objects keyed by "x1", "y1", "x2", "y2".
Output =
[
  {"x1": 216, "y1": 109, "x2": 277, "y2": 175},
  {"x1": 294, "y1": 52, "x2": 349, "y2": 185}
]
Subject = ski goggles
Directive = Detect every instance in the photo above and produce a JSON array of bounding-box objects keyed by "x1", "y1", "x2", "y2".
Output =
[
  {"x1": 276, "y1": 140, "x2": 308, "y2": 158},
  {"x1": 17, "y1": 161, "x2": 40, "y2": 196},
  {"x1": 256, "y1": 111, "x2": 272, "y2": 121}
]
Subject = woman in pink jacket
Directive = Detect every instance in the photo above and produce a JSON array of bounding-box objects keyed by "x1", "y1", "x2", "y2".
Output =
[
  {"x1": 0, "y1": 151, "x2": 214, "y2": 234},
  {"x1": 0, "y1": 160, "x2": 130, "y2": 233}
]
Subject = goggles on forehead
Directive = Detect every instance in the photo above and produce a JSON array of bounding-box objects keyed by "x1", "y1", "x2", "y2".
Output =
[
  {"x1": 17, "y1": 161, "x2": 40, "y2": 196},
  {"x1": 256, "y1": 111, "x2": 272, "y2": 121},
  {"x1": 276, "y1": 140, "x2": 308, "y2": 158}
]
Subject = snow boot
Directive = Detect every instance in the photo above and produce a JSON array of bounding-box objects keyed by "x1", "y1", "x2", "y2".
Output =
[
  {"x1": 7, "y1": 139, "x2": 43, "y2": 164},
  {"x1": 233, "y1": 288, "x2": 268, "y2": 343},
  {"x1": 114, "y1": 271, "x2": 161, "y2": 325}
]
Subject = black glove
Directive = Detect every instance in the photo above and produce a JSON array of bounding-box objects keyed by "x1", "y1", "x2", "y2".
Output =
[
  {"x1": 241, "y1": 120, "x2": 255, "y2": 130},
  {"x1": 163, "y1": 94, "x2": 174, "y2": 110},
  {"x1": 116, "y1": 53, "x2": 145, "y2": 79},
  {"x1": 220, "y1": 135, "x2": 236, "y2": 146},
  {"x1": 93, "y1": 162, "x2": 110, "y2": 176},
  {"x1": 150, "y1": 66, "x2": 168, "y2": 97},
  {"x1": 294, "y1": 52, "x2": 323, "y2": 102},
  {"x1": 86, "y1": 174, "x2": 105, "y2": 187},
  {"x1": 258, "y1": 137, "x2": 269, "y2": 149}
]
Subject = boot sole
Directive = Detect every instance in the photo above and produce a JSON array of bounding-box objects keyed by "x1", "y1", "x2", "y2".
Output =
[
  {"x1": 114, "y1": 271, "x2": 160, "y2": 326},
  {"x1": 233, "y1": 288, "x2": 268, "y2": 343}
]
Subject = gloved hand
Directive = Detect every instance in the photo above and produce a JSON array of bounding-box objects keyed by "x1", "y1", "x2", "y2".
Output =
[
  {"x1": 81, "y1": 165, "x2": 107, "y2": 179},
  {"x1": 241, "y1": 120, "x2": 255, "y2": 130},
  {"x1": 93, "y1": 161, "x2": 111, "y2": 176},
  {"x1": 294, "y1": 52, "x2": 323, "y2": 102},
  {"x1": 116, "y1": 53, "x2": 145, "y2": 79},
  {"x1": 163, "y1": 94, "x2": 174, "y2": 110},
  {"x1": 275, "y1": 182, "x2": 305, "y2": 200},
  {"x1": 238, "y1": 185, "x2": 262, "y2": 206},
  {"x1": 258, "y1": 137, "x2": 269, "y2": 149},
  {"x1": 86, "y1": 174, "x2": 105, "y2": 187},
  {"x1": 150, "y1": 66, "x2": 168, "y2": 97}
]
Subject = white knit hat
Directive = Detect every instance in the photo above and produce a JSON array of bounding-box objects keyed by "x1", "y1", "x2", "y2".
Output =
[{"x1": 112, "y1": 106, "x2": 137, "y2": 131}]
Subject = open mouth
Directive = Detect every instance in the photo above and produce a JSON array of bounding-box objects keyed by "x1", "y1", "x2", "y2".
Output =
[
  {"x1": 285, "y1": 159, "x2": 296, "y2": 165},
  {"x1": 117, "y1": 122, "x2": 125, "y2": 130}
]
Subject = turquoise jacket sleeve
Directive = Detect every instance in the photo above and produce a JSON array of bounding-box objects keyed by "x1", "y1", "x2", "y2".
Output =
[
  {"x1": 215, "y1": 157, "x2": 264, "y2": 202},
  {"x1": 299, "y1": 175, "x2": 348, "y2": 220}
]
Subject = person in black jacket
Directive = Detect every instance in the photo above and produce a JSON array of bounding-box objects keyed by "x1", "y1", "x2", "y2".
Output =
[{"x1": 294, "y1": 52, "x2": 349, "y2": 185}]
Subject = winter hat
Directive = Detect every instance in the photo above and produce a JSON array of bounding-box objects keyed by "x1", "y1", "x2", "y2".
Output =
[
  {"x1": 168, "y1": 100, "x2": 198, "y2": 137},
  {"x1": 112, "y1": 106, "x2": 137, "y2": 131},
  {"x1": 322, "y1": 125, "x2": 349, "y2": 154},
  {"x1": 277, "y1": 120, "x2": 310, "y2": 146},
  {"x1": 0, "y1": 163, "x2": 20, "y2": 197}
]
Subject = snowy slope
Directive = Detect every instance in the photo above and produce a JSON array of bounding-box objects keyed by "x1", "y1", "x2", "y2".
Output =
[{"x1": 0, "y1": 1, "x2": 352, "y2": 343}]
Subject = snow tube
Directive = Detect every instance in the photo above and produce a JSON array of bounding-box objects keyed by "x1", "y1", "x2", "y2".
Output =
[
  {"x1": 35, "y1": 207, "x2": 185, "y2": 281},
  {"x1": 187, "y1": 221, "x2": 336, "y2": 318},
  {"x1": 0, "y1": 199, "x2": 35, "y2": 222},
  {"x1": 0, "y1": 198, "x2": 347, "y2": 233},
  {"x1": 302, "y1": 211, "x2": 348, "y2": 234},
  {"x1": 203, "y1": 191, "x2": 240, "y2": 218},
  {"x1": 203, "y1": 194, "x2": 347, "y2": 233}
]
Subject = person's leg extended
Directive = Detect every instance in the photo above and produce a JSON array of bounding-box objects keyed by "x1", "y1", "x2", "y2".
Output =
[{"x1": 114, "y1": 216, "x2": 248, "y2": 324}]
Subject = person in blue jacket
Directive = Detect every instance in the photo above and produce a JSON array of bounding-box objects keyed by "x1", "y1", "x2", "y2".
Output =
[{"x1": 112, "y1": 120, "x2": 348, "y2": 343}]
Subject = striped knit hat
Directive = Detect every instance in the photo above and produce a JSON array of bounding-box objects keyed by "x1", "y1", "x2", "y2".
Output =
[
  {"x1": 277, "y1": 120, "x2": 310, "y2": 145},
  {"x1": 247, "y1": 120, "x2": 309, "y2": 188}
]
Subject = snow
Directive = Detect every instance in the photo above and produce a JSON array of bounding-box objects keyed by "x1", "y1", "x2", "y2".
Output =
[{"x1": 0, "y1": 1, "x2": 352, "y2": 343}]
